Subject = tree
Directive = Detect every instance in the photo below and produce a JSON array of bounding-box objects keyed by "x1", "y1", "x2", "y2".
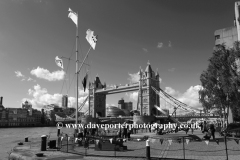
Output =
[{"x1": 199, "y1": 42, "x2": 240, "y2": 122}]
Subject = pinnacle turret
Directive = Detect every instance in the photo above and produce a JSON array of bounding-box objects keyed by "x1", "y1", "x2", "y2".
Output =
[
  {"x1": 145, "y1": 61, "x2": 153, "y2": 78},
  {"x1": 145, "y1": 60, "x2": 152, "y2": 73},
  {"x1": 155, "y1": 68, "x2": 159, "y2": 76}
]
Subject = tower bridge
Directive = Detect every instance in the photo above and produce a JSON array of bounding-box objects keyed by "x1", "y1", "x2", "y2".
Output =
[{"x1": 88, "y1": 61, "x2": 160, "y2": 118}]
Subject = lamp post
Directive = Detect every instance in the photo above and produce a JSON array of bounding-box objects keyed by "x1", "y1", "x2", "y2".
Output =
[
  {"x1": 226, "y1": 93, "x2": 229, "y2": 126},
  {"x1": 199, "y1": 88, "x2": 204, "y2": 120},
  {"x1": 174, "y1": 107, "x2": 177, "y2": 118}
]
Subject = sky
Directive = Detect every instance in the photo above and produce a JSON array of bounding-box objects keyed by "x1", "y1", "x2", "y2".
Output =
[{"x1": 0, "y1": 0, "x2": 238, "y2": 115}]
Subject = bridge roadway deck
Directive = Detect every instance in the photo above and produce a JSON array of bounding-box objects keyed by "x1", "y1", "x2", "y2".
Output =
[{"x1": 94, "y1": 83, "x2": 146, "y2": 95}]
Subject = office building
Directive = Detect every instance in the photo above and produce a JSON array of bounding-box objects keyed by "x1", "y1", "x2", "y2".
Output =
[
  {"x1": 62, "y1": 95, "x2": 68, "y2": 109},
  {"x1": 214, "y1": 2, "x2": 240, "y2": 48}
]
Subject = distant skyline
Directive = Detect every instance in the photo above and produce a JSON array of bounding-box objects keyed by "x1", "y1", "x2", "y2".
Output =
[{"x1": 0, "y1": 0, "x2": 238, "y2": 115}]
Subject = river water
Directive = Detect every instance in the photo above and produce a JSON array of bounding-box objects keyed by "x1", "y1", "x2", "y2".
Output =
[{"x1": 0, "y1": 127, "x2": 75, "y2": 160}]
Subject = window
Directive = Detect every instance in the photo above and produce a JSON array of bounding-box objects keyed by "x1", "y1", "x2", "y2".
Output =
[
  {"x1": 143, "y1": 98, "x2": 148, "y2": 103},
  {"x1": 215, "y1": 35, "x2": 220, "y2": 40}
]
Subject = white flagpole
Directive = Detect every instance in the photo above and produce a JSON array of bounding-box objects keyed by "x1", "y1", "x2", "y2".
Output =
[{"x1": 75, "y1": 12, "x2": 79, "y2": 125}]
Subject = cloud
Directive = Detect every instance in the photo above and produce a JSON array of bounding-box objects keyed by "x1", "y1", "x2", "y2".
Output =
[
  {"x1": 78, "y1": 87, "x2": 89, "y2": 97},
  {"x1": 24, "y1": 84, "x2": 89, "y2": 112},
  {"x1": 142, "y1": 48, "x2": 148, "y2": 52},
  {"x1": 27, "y1": 77, "x2": 36, "y2": 82},
  {"x1": 15, "y1": 71, "x2": 24, "y2": 78},
  {"x1": 126, "y1": 92, "x2": 138, "y2": 101},
  {"x1": 162, "y1": 85, "x2": 203, "y2": 114},
  {"x1": 168, "y1": 41, "x2": 172, "y2": 47},
  {"x1": 31, "y1": 67, "x2": 65, "y2": 81},
  {"x1": 177, "y1": 85, "x2": 203, "y2": 110},
  {"x1": 164, "y1": 87, "x2": 180, "y2": 97},
  {"x1": 168, "y1": 68, "x2": 176, "y2": 72},
  {"x1": 15, "y1": 71, "x2": 36, "y2": 82},
  {"x1": 128, "y1": 72, "x2": 139, "y2": 83},
  {"x1": 157, "y1": 42, "x2": 163, "y2": 48}
]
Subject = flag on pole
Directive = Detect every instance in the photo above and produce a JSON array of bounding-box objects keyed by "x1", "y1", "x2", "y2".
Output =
[
  {"x1": 68, "y1": 8, "x2": 78, "y2": 27},
  {"x1": 234, "y1": 139, "x2": 239, "y2": 144},
  {"x1": 86, "y1": 29, "x2": 97, "y2": 50},
  {"x1": 160, "y1": 139, "x2": 164, "y2": 144},
  {"x1": 177, "y1": 139, "x2": 181, "y2": 144},
  {"x1": 205, "y1": 140, "x2": 209, "y2": 145},
  {"x1": 109, "y1": 138, "x2": 113, "y2": 144},
  {"x1": 82, "y1": 73, "x2": 88, "y2": 92},
  {"x1": 168, "y1": 139, "x2": 172, "y2": 145},
  {"x1": 96, "y1": 140, "x2": 99, "y2": 145},
  {"x1": 55, "y1": 56, "x2": 64, "y2": 69}
]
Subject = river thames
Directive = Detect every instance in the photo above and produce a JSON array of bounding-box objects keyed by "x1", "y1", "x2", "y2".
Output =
[{"x1": 0, "y1": 127, "x2": 75, "y2": 160}]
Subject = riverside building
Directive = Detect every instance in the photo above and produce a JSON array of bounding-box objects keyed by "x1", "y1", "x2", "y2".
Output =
[{"x1": 0, "y1": 97, "x2": 44, "y2": 127}]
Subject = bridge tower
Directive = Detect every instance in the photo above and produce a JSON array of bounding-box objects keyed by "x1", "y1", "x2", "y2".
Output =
[
  {"x1": 138, "y1": 61, "x2": 160, "y2": 116},
  {"x1": 88, "y1": 76, "x2": 106, "y2": 118}
]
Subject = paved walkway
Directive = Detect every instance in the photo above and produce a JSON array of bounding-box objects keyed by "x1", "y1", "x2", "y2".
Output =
[
  {"x1": 149, "y1": 130, "x2": 240, "y2": 160},
  {"x1": 8, "y1": 129, "x2": 240, "y2": 160}
]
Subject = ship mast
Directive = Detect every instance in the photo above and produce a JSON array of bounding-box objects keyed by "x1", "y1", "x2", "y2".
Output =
[
  {"x1": 75, "y1": 12, "x2": 79, "y2": 125},
  {"x1": 72, "y1": 10, "x2": 93, "y2": 124},
  {"x1": 75, "y1": 29, "x2": 92, "y2": 124}
]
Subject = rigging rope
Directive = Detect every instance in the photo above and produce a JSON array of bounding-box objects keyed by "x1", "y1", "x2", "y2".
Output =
[
  {"x1": 60, "y1": 58, "x2": 70, "y2": 94},
  {"x1": 59, "y1": 37, "x2": 75, "y2": 95},
  {"x1": 67, "y1": 73, "x2": 76, "y2": 95}
]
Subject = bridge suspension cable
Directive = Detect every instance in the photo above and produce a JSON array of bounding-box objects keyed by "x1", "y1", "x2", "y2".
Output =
[
  {"x1": 152, "y1": 87, "x2": 198, "y2": 114},
  {"x1": 152, "y1": 87, "x2": 187, "y2": 112},
  {"x1": 69, "y1": 95, "x2": 89, "y2": 118},
  {"x1": 159, "y1": 87, "x2": 199, "y2": 112}
]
